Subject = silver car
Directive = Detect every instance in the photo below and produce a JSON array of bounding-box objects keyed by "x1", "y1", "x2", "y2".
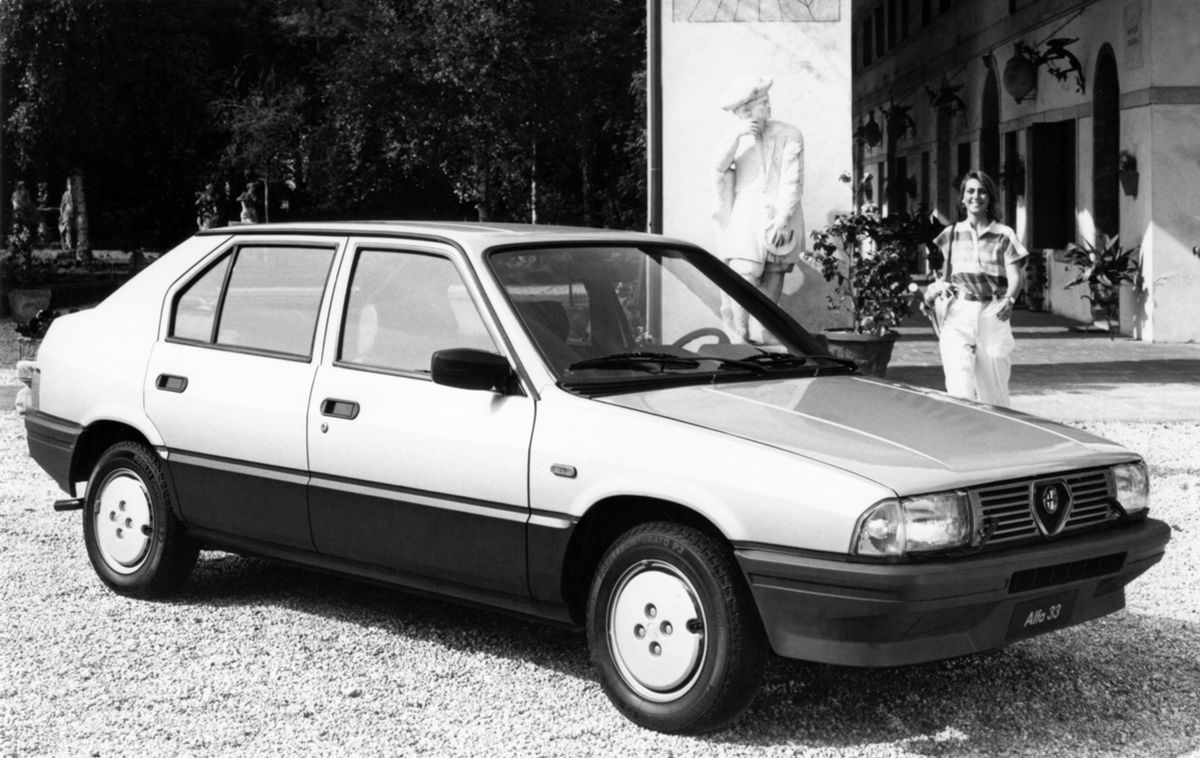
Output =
[{"x1": 19, "y1": 222, "x2": 1169, "y2": 733}]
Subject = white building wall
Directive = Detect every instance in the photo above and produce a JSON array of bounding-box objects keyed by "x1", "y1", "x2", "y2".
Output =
[{"x1": 1138, "y1": 0, "x2": 1200, "y2": 342}]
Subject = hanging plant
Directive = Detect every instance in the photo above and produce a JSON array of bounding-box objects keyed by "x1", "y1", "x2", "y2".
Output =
[
  {"x1": 883, "y1": 102, "x2": 916, "y2": 142},
  {"x1": 1040, "y1": 37, "x2": 1086, "y2": 94},
  {"x1": 924, "y1": 76, "x2": 966, "y2": 121}
]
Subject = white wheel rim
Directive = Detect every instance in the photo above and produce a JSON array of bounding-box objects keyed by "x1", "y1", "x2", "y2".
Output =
[
  {"x1": 93, "y1": 469, "x2": 154, "y2": 575},
  {"x1": 607, "y1": 560, "x2": 707, "y2": 702}
]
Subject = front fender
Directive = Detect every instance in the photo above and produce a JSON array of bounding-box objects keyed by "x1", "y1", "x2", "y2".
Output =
[{"x1": 529, "y1": 390, "x2": 892, "y2": 550}]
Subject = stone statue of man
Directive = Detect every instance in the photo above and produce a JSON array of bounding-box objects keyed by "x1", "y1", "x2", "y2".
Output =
[
  {"x1": 712, "y1": 75, "x2": 806, "y2": 342},
  {"x1": 58, "y1": 177, "x2": 76, "y2": 253},
  {"x1": 237, "y1": 182, "x2": 259, "y2": 224}
]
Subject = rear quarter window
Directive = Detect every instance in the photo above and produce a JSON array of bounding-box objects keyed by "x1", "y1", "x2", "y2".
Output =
[{"x1": 170, "y1": 244, "x2": 335, "y2": 359}]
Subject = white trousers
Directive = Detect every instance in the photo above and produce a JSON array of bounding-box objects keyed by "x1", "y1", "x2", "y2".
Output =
[{"x1": 938, "y1": 298, "x2": 1015, "y2": 406}]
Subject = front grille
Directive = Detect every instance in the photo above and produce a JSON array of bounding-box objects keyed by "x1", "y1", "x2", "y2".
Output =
[
  {"x1": 1008, "y1": 552, "x2": 1126, "y2": 593},
  {"x1": 973, "y1": 468, "x2": 1118, "y2": 549}
]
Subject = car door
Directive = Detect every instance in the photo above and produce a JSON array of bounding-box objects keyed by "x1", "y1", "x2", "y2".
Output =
[
  {"x1": 307, "y1": 241, "x2": 535, "y2": 596},
  {"x1": 145, "y1": 237, "x2": 340, "y2": 549}
]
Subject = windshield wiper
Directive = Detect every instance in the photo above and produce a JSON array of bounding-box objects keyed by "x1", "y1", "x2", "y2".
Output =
[
  {"x1": 743, "y1": 351, "x2": 810, "y2": 368},
  {"x1": 567, "y1": 352, "x2": 702, "y2": 373},
  {"x1": 701, "y1": 357, "x2": 769, "y2": 375},
  {"x1": 808, "y1": 354, "x2": 860, "y2": 372}
]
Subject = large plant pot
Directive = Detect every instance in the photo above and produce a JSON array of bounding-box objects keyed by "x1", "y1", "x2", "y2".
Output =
[
  {"x1": 1089, "y1": 285, "x2": 1119, "y2": 331},
  {"x1": 821, "y1": 329, "x2": 899, "y2": 378},
  {"x1": 7, "y1": 288, "x2": 52, "y2": 323}
]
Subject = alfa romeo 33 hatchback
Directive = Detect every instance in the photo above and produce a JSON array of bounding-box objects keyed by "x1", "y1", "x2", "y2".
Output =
[{"x1": 19, "y1": 222, "x2": 1169, "y2": 733}]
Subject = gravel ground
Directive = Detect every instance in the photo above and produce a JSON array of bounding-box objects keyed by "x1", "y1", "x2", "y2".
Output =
[{"x1": 1, "y1": 406, "x2": 1198, "y2": 757}]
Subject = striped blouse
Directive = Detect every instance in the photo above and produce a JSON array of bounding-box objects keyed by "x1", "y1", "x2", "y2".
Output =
[{"x1": 935, "y1": 220, "x2": 1029, "y2": 300}]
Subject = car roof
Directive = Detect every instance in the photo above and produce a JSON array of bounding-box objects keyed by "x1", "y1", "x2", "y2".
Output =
[{"x1": 197, "y1": 220, "x2": 684, "y2": 250}]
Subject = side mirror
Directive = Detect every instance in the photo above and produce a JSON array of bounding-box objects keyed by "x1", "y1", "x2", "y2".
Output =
[{"x1": 431, "y1": 348, "x2": 515, "y2": 393}]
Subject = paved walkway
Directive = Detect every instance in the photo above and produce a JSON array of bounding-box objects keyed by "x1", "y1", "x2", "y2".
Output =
[{"x1": 888, "y1": 308, "x2": 1200, "y2": 422}]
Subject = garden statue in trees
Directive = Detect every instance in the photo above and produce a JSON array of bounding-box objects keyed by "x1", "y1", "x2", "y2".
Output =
[
  {"x1": 58, "y1": 177, "x2": 76, "y2": 254},
  {"x1": 237, "y1": 182, "x2": 259, "y2": 223}
]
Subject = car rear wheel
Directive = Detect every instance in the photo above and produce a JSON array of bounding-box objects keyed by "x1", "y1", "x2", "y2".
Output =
[
  {"x1": 586, "y1": 522, "x2": 768, "y2": 734},
  {"x1": 83, "y1": 441, "x2": 198, "y2": 597}
]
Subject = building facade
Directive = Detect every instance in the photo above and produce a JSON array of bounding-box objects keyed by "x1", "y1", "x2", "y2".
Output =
[{"x1": 851, "y1": 0, "x2": 1200, "y2": 341}]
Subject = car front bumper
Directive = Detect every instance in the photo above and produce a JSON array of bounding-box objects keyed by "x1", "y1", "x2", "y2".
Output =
[{"x1": 736, "y1": 517, "x2": 1170, "y2": 667}]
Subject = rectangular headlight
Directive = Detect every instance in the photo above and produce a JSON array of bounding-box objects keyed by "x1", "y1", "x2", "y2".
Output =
[
  {"x1": 853, "y1": 491, "x2": 971, "y2": 557},
  {"x1": 1113, "y1": 461, "x2": 1150, "y2": 516}
]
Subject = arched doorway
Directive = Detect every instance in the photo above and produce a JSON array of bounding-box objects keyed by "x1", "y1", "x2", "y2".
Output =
[
  {"x1": 1093, "y1": 44, "x2": 1120, "y2": 239},
  {"x1": 980, "y1": 67, "x2": 1000, "y2": 181}
]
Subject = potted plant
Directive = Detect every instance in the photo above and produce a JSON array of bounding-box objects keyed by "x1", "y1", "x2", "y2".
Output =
[
  {"x1": 809, "y1": 204, "x2": 924, "y2": 376},
  {"x1": 0, "y1": 251, "x2": 54, "y2": 322},
  {"x1": 1061, "y1": 233, "x2": 1140, "y2": 334},
  {"x1": 1024, "y1": 249, "x2": 1047, "y2": 311},
  {"x1": 3, "y1": 183, "x2": 53, "y2": 319}
]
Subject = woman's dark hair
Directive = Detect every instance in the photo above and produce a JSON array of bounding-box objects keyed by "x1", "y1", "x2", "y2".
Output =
[{"x1": 958, "y1": 169, "x2": 1002, "y2": 222}]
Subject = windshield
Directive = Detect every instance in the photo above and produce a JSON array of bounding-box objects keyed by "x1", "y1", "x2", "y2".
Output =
[{"x1": 488, "y1": 244, "x2": 844, "y2": 391}]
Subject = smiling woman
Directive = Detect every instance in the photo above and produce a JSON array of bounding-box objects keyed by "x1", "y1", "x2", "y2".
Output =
[{"x1": 926, "y1": 169, "x2": 1028, "y2": 406}]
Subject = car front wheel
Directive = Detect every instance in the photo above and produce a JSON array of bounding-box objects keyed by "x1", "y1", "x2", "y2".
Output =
[
  {"x1": 586, "y1": 522, "x2": 768, "y2": 734},
  {"x1": 82, "y1": 441, "x2": 198, "y2": 597}
]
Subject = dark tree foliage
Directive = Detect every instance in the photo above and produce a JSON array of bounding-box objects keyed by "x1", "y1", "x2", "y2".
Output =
[
  {"x1": 1, "y1": 0, "x2": 273, "y2": 248},
  {"x1": 1, "y1": 0, "x2": 646, "y2": 250}
]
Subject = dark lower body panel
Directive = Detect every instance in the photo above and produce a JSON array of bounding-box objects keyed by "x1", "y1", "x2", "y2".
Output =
[
  {"x1": 188, "y1": 526, "x2": 575, "y2": 627},
  {"x1": 25, "y1": 412, "x2": 82, "y2": 494}
]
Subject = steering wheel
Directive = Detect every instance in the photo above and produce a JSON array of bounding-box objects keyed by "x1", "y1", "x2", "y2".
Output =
[{"x1": 671, "y1": 327, "x2": 731, "y2": 349}]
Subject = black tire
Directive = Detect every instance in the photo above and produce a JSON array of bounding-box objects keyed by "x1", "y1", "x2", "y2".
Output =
[
  {"x1": 82, "y1": 441, "x2": 198, "y2": 597},
  {"x1": 586, "y1": 522, "x2": 768, "y2": 734}
]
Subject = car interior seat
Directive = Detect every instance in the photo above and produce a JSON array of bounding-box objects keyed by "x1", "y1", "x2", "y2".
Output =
[{"x1": 516, "y1": 300, "x2": 576, "y2": 372}]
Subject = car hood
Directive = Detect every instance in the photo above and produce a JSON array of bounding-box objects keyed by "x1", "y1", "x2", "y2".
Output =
[{"x1": 601, "y1": 376, "x2": 1135, "y2": 495}]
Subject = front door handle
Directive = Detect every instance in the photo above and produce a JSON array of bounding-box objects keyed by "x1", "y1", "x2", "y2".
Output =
[
  {"x1": 155, "y1": 374, "x2": 188, "y2": 393},
  {"x1": 320, "y1": 398, "x2": 360, "y2": 420}
]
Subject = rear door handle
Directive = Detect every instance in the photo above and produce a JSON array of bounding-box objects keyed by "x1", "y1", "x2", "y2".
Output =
[
  {"x1": 320, "y1": 398, "x2": 360, "y2": 420},
  {"x1": 155, "y1": 374, "x2": 188, "y2": 393}
]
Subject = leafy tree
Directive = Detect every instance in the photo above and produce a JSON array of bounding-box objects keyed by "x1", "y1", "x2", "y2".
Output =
[
  {"x1": 2, "y1": 0, "x2": 646, "y2": 247},
  {"x1": 268, "y1": 0, "x2": 645, "y2": 226},
  {"x1": 2, "y1": 0, "x2": 277, "y2": 247},
  {"x1": 213, "y1": 69, "x2": 306, "y2": 221}
]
